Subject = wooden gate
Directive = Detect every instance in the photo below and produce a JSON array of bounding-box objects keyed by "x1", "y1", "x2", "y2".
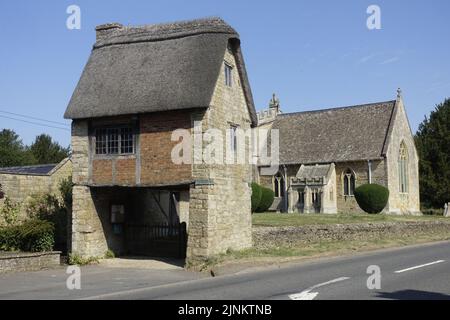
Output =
[{"x1": 125, "y1": 222, "x2": 187, "y2": 258}]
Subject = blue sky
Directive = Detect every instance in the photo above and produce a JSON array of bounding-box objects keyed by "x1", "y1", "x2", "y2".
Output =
[{"x1": 1, "y1": 0, "x2": 449, "y2": 147}]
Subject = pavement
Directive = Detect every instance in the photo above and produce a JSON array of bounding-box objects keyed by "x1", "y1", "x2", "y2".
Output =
[{"x1": 1, "y1": 241, "x2": 450, "y2": 300}]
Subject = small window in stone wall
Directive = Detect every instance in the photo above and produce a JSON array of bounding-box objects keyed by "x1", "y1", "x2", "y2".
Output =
[
  {"x1": 95, "y1": 126, "x2": 134, "y2": 155},
  {"x1": 274, "y1": 173, "x2": 285, "y2": 198},
  {"x1": 230, "y1": 125, "x2": 238, "y2": 153},
  {"x1": 224, "y1": 62, "x2": 233, "y2": 87},
  {"x1": 399, "y1": 141, "x2": 409, "y2": 194},
  {"x1": 343, "y1": 169, "x2": 356, "y2": 196}
]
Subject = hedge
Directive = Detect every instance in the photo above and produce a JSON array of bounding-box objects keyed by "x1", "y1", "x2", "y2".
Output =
[
  {"x1": 0, "y1": 219, "x2": 55, "y2": 252},
  {"x1": 354, "y1": 184, "x2": 390, "y2": 214},
  {"x1": 251, "y1": 183, "x2": 262, "y2": 213},
  {"x1": 257, "y1": 187, "x2": 275, "y2": 212}
]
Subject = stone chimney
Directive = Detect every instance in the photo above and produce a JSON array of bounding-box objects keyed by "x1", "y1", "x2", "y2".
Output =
[{"x1": 95, "y1": 23, "x2": 124, "y2": 41}]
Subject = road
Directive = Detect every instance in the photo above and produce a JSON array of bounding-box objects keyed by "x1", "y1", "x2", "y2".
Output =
[{"x1": 1, "y1": 241, "x2": 450, "y2": 300}]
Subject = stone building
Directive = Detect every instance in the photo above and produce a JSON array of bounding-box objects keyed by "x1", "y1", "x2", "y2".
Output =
[
  {"x1": 64, "y1": 18, "x2": 256, "y2": 262},
  {"x1": 257, "y1": 90, "x2": 420, "y2": 215},
  {"x1": 0, "y1": 158, "x2": 72, "y2": 222}
]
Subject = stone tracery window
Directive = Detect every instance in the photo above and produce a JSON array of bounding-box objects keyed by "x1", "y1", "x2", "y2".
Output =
[
  {"x1": 274, "y1": 172, "x2": 285, "y2": 198},
  {"x1": 343, "y1": 168, "x2": 356, "y2": 196},
  {"x1": 399, "y1": 141, "x2": 409, "y2": 194}
]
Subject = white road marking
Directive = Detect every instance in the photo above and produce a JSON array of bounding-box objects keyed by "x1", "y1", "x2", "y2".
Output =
[
  {"x1": 289, "y1": 277, "x2": 350, "y2": 300},
  {"x1": 394, "y1": 260, "x2": 445, "y2": 274}
]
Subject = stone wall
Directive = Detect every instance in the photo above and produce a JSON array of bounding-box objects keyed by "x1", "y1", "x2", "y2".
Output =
[
  {"x1": 253, "y1": 221, "x2": 450, "y2": 249},
  {"x1": 0, "y1": 251, "x2": 61, "y2": 273},
  {"x1": 335, "y1": 159, "x2": 386, "y2": 213},
  {"x1": 385, "y1": 98, "x2": 421, "y2": 214},
  {"x1": 71, "y1": 186, "x2": 109, "y2": 258},
  {"x1": 72, "y1": 120, "x2": 90, "y2": 185},
  {"x1": 0, "y1": 159, "x2": 72, "y2": 222},
  {"x1": 187, "y1": 46, "x2": 253, "y2": 262}
]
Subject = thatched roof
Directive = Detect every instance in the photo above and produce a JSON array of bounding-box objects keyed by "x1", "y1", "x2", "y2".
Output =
[
  {"x1": 64, "y1": 17, "x2": 257, "y2": 125},
  {"x1": 272, "y1": 101, "x2": 396, "y2": 164}
]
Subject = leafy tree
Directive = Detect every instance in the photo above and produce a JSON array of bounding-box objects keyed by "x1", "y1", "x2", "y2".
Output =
[
  {"x1": 29, "y1": 134, "x2": 69, "y2": 164},
  {"x1": 415, "y1": 98, "x2": 450, "y2": 208},
  {"x1": 0, "y1": 129, "x2": 35, "y2": 167}
]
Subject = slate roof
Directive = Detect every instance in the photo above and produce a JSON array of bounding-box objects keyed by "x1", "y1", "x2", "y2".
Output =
[
  {"x1": 296, "y1": 164, "x2": 333, "y2": 179},
  {"x1": 272, "y1": 101, "x2": 396, "y2": 164},
  {"x1": 64, "y1": 17, "x2": 257, "y2": 126},
  {"x1": 0, "y1": 158, "x2": 71, "y2": 176},
  {"x1": 0, "y1": 164, "x2": 57, "y2": 176}
]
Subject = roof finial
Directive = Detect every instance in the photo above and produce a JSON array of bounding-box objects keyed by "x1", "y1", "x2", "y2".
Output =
[
  {"x1": 269, "y1": 93, "x2": 280, "y2": 109},
  {"x1": 397, "y1": 87, "x2": 402, "y2": 99}
]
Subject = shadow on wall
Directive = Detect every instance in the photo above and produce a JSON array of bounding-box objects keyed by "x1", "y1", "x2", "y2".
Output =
[{"x1": 376, "y1": 290, "x2": 450, "y2": 300}]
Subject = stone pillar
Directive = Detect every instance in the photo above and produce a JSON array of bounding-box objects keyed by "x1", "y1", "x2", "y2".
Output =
[
  {"x1": 288, "y1": 188, "x2": 299, "y2": 213},
  {"x1": 71, "y1": 186, "x2": 108, "y2": 258},
  {"x1": 304, "y1": 186, "x2": 312, "y2": 213},
  {"x1": 186, "y1": 179, "x2": 252, "y2": 266},
  {"x1": 318, "y1": 187, "x2": 323, "y2": 213},
  {"x1": 186, "y1": 184, "x2": 210, "y2": 263}
]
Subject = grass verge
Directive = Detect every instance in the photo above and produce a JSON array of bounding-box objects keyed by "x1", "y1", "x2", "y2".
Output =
[
  {"x1": 197, "y1": 214, "x2": 450, "y2": 272},
  {"x1": 202, "y1": 231, "x2": 450, "y2": 272}
]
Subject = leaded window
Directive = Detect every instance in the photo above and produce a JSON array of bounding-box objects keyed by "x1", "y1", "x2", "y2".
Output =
[{"x1": 95, "y1": 127, "x2": 134, "y2": 155}]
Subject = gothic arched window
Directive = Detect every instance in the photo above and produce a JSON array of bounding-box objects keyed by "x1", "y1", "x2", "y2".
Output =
[
  {"x1": 343, "y1": 169, "x2": 356, "y2": 196},
  {"x1": 399, "y1": 141, "x2": 409, "y2": 193},
  {"x1": 274, "y1": 173, "x2": 285, "y2": 198}
]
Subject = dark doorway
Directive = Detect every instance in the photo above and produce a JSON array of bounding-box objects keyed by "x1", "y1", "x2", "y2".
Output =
[
  {"x1": 125, "y1": 222, "x2": 187, "y2": 259},
  {"x1": 124, "y1": 188, "x2": 188, "y2": 259}
]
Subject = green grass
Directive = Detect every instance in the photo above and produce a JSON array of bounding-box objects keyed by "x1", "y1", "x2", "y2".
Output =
[
  {"x1": 213, "y1": 230, "x2": 450, "y2": 268},
  {"x1": 192, "y1": 213, "x2": 450, "y2": 270},
  {"x1": 252, "y1": 212, "x2": 445, "y2": 227}
]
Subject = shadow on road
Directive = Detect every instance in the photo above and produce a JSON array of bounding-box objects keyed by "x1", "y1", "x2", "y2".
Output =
[{"x1": 376, "y1": 290, "x2": 450, "y2": 300}]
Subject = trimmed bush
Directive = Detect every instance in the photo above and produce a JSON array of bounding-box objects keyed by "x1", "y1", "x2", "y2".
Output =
[
  {"x1": 354, "y1": 184, "x2": 389, "y2": 214},
  {"x1": 251, "y1": 183, "x2": 262, "y2": 213},
  {"x1": 0, "y1": 219, "x2": 54, "y2": 252},
  {"x1": 257, "y1": 187, "x2": 275, "y2": 212}
]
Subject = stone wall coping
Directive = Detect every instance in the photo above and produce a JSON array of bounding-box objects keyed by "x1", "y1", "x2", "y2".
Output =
[
  {"x1": 0, "y1": 251, "x2": 61, "y2": 260},
  {"x1": 253, "y1": 220, "x2": 450, "y2": 231}
]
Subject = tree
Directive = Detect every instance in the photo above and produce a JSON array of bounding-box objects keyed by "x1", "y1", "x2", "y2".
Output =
[
  {"x1": 29, "y1": 134, "x2": 70, "y2": 164},
  {"x1": 415, "y1": 98, "x2": 450, "y2": 208},
  {"x1": 0, "y1": 129, "x2": 35, "y2": 167}
]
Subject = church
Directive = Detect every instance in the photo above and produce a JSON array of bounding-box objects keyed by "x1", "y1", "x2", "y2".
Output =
[{"x1": 256, "y1": 90, "x2": 420, "y2": 215}]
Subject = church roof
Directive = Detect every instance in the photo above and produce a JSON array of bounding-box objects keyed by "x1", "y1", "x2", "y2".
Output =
[
  {"x1": 64, "y1": 17, "x2": 257, "y2": 126},
  {"x1": 296, "y1": 164, "x2": 333, "y2": 179},
  {"x1": 272, "y1": 100, "x2": 396, "y2": 164}
]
